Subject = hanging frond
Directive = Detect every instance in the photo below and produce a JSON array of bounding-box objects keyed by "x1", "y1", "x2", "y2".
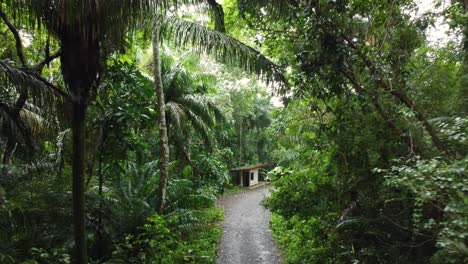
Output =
[
  {"x1": 0, "y1": 59, "x2": 65, "y2": 114},
  {"x1": 0, "y1": 0, "x2": 210, "y2": 45},
  {"x1": 206, "y1": 0, "x2": 226, "y2": 33},
  {"x1": 165, "y1": 101, "x2": 186, "y2": 130},
  {"x1": 160, "y1": 16, "x2": 288, "y2": 94},
  {"x1": 0, "y1": 60, "x2": 64, "y2": 157},
  {"x1": 184, "y1": 107, "x2": 211, "y2": 144},
  {"x1": 1, "y1": 60, "x2": 47, "y2": 92},
  {"x1": 205, "y1": 96, "x2": 224, "y2": 123},
  {"x1": 19, "y1": 104, "x2": 53, "y2": 139},
  {"x1": 180, "y1": 94, "x2": 215, "y2": 125}
]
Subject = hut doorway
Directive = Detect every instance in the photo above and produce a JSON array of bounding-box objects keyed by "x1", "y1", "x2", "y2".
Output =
[{"x1": 242, "y1": 171, "x2": 250, "y2": 187}]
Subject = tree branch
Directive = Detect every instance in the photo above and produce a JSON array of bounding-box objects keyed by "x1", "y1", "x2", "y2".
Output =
[
  {"x1": 33, "y1": 50, "x2": 61, "y2": 72},
  {"x1": 343, "y1": 36, "x2": 450, "y2": 157},
  {"x1": 24, "y1": 69, "x2": 69, "y2": 99},
  {"x1": 340, "y1": 67, "x2": 419, "y2": 155},
  {"x1": 0, "y1": 7, "x2": 27, "y2": 67}
]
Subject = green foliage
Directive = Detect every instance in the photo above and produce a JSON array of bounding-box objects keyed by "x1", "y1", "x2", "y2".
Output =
[
  {"x1": 145, "y1": 208, "x2": 223, "y2": 264},
  {"x1": 159, "y1": 16, "x2": 286, "y2": 89},
  {"x1": 105, "y1": 161, "x2": 159, "y2": 237},
  {"x1": 110, "y1": 208, "x2": 223, "y2": 264},
  {"x1": 381, "y1": 117, "x2": 468, "y2": 263},
  {"x1": 29, "y1": 247, "x2": 71, "y2": 264},
  {"x1": 265, "y1": 168, "x2": 337, "y2": 219},
  {"x1": 265, "y1": 166, "x2": 292, "y2": 181},
  {"x1": 384, "y1": 156, "x2": 468, "y2": 263},
  {"x1": 271, "y1": 214, "x2": 336, "y2": 264}
]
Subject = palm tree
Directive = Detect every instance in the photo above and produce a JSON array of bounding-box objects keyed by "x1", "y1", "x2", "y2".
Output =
[
  {"x1": 161, "y1": 51, "x2": 223, "y2": 152},
  {"x1": 1, "y1": 2, "x2": 157, "y2": 262}
]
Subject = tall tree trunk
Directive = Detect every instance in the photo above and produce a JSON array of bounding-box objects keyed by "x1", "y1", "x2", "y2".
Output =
[
  {"x1": 460, "y1": 0, "x2": 468, "y2": 113},
  {"x1": 62, "y1": 30, "x2": 98, "y2": 263},
  {"x1": 153, "y1": 1, "x2": 170, "y2": 214},
  {"x1": 207, "y1": 0, "x2": 226, "y2": 33},
  {"x1": 71, "y1": 101, "x2": 88, "y2": 264}
]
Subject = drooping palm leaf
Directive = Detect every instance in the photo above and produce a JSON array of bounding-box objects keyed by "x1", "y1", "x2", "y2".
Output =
[
  {"x1": 179, "y1": 94, "x2": 216, "y2": 126},
  {"x1": 184, "y1": 107, "x2": 211, "y2": 144},
  {"x1": 0, "y1": 60, "x2": 64, "y2": 156},
  {"x1": 0, "y1": 0, "x2": 212, "y2": 38},
  {"x1": 0, "y1": 59, "x2": 65, "y2": 113},
  {"x1": 160, "y1": 16, "x2": 288, "y2": 93},
  {"x1": 165, "y1": 101, "x2": 186, "y2": 129}
]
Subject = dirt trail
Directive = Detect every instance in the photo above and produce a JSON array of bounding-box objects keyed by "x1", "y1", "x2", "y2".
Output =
[{"x1": 216, "y1": 185, "x2": 282, "y2": 264}]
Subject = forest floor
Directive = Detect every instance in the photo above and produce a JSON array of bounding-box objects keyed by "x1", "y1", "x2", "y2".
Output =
[{"x1": 216, "y1": 184, "x2": 283, "y2": 264}]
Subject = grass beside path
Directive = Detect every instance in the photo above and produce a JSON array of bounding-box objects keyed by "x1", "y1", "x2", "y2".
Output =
[{"x1": 222, "y1": 185, "x2": 245, "y2": 196}]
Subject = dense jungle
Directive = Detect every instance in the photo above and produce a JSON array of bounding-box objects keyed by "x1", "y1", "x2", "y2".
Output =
[{"x1": 0, "y1": 0, "x2": 467, "y2": 263}]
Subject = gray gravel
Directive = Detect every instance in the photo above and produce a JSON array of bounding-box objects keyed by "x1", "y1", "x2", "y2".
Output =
[{"x1": 216, "y1": 185, "x2": 282, "y2": 264}]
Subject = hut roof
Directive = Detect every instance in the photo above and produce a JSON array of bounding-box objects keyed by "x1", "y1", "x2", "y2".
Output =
[{"x1": 228, "y1": 163, "x2": 270, "y2": 172}]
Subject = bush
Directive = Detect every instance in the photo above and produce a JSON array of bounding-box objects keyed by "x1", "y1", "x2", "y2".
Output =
[{"x1": 270, "y1": 214, "x2": 336, "y2": 264}]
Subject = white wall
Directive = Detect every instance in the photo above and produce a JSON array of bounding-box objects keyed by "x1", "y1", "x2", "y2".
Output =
[
  {"x1": 235, "y1": 169, "x2": 260, "y2": 186},
  {"x1": 249, "y1": 169, "x2": 259, "y2": 186}
]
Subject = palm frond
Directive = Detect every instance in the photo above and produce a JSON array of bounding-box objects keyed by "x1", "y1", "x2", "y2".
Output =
[
  {"x1": 205, "y1": 97, "x2": 224, "y2": 123},
  {"x1": 184, "y1": 106, "x2": 211, "y2": 144},
  {"x1": 2, "y1": 1, "x2": 149, "y2": 39},
  {"x1": 19, "y1": 104, "x2": 53, "y2": 139},
  {"x1": 160, "y1": 16, "x2": 288, "y2": 93},
  {"x1": 164, "y1": 179, "x2": 216, "y2": 233},
  {"x1": 165, "y1": 101, "x2": 186, "y2": 129},
  {"x1": 0, "y1": 60, "x2": 63, "y2": 157},
  {"x1": 1, "y1": 0, "x2": 209, "y2": 45},
  {"x1": 180, "y1": 94, "x2": 215, "y2": 126},
  {"x1": 164, "y1": 63, "x2": 193, "y2": 96},
  {"x1": 165, "y1": 179, "x2": 215, "y2": 213},
  {"x1": 428, "y1": 116, "x2": 450, "y2": 125},
  {"x1": 108, "y1": 161, "x2": 159, "y2": 234},
  {"x1": 0, "y1": 60, "x2": 46, "y2": 93},
  {"x1": 166, "y1": 208, "x2": 207, "y2": 233},
  {"x1": 0, "y1": 59, "x2": 65, "y2": 116}
]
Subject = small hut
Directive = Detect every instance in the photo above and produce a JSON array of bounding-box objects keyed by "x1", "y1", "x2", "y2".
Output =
[{"x1": 229, "y1": 163, "x2": 270, "y2": 187}]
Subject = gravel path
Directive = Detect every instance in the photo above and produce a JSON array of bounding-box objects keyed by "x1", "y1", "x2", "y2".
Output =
[{"x1": 216, "y1": 185, "x2": 282, "y2": 264}]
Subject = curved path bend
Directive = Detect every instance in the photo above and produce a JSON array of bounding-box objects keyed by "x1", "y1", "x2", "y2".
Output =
[{"x1": 216, "y1": 185, "x2": 282, "y2": 264}]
